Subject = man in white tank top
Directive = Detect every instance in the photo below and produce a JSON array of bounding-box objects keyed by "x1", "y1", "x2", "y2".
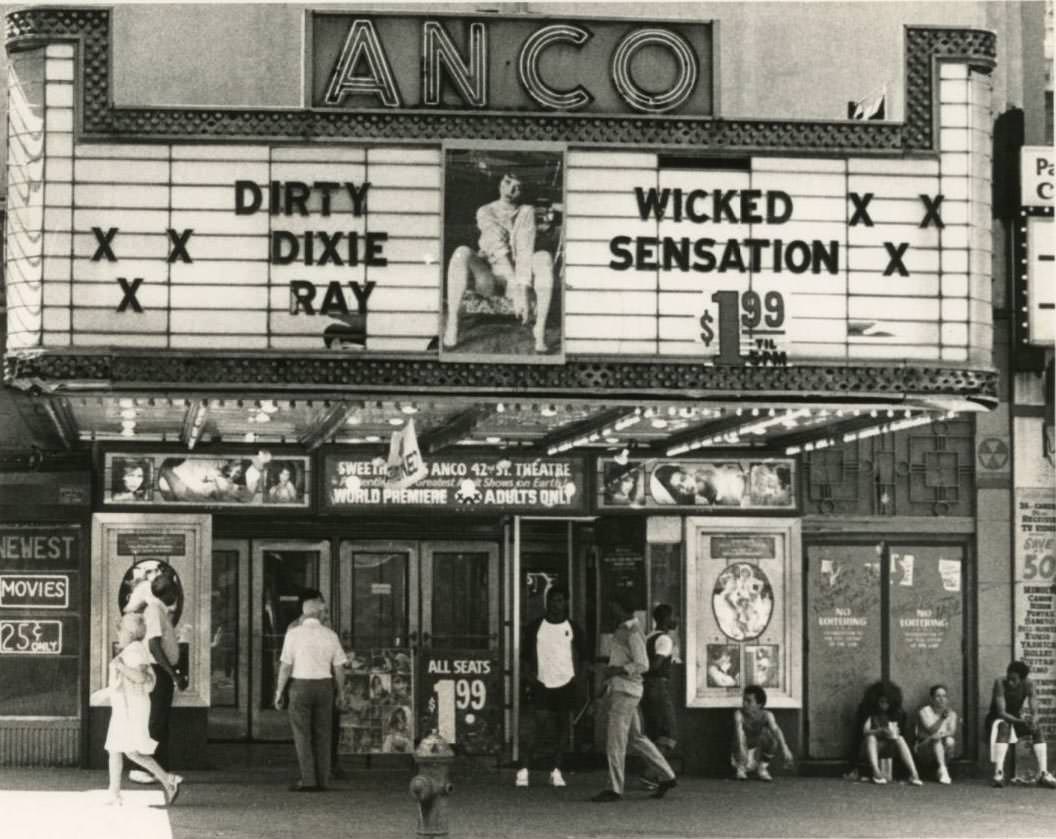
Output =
[{"x1": 516, "y1": 586, "x2": 588, "y2": 788}]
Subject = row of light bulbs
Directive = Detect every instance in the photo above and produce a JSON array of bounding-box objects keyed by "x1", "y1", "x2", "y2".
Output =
[{"x1": 104, "y1": 396, "x2": 958, "y2": 451}]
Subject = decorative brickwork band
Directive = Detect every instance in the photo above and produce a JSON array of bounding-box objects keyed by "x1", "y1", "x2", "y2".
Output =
[{"x1": 5, "y1": 8, "x2": 996, "y2": 152}]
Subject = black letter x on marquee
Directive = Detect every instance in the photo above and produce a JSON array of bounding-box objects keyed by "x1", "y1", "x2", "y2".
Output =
[
  {"x1": 919, "y1": 194, "x2": 945, "y2": 228},
  {"x1": 849, "y1": 193, "x2": 874, "y2": 227},
  {"x1": 167, "y1": 228, "x2": 194, "y2": 263},
  {"x1": 116, "y1": 277, "x2": 144, "y2": 312},
  {"x1": 91, "y1": 227, "x2": 118, "y2": 262},
  {"x1": 883, "y1": 242, "x2": 910, "y2": 276}
]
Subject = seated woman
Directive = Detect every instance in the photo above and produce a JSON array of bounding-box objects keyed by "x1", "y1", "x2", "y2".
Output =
[
  {"x1": 986, "y1": 660, "x2": 1056, "y2": 788},
  {"x1": 731, "y1": 685, "x2": 794, "y2": 782},
  {"x1": 913, "y1": 684, "x2": 959, "y2": 784},
  {"x1": 857, "y1": 681, "x2": 923, "y2": 785}
]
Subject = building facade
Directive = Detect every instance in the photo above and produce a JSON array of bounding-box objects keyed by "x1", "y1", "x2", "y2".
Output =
[{"x1": 0, "y1": 2, "x2": 1050, "y2": 775}]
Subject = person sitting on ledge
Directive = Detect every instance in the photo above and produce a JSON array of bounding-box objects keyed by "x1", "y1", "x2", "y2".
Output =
[
  {"x1": 913, "y1": 683, "x2": 959, "y2": 784},
  {"x1": 986, "y1": 660, "x2": 1056, "y2": 788},
  {"x1": 858, "y1": 680, "x2": 923, "y2": 786}
]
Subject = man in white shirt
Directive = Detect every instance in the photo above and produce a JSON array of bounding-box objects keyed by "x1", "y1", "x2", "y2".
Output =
[
  {"x1": 593, "y1": 593, "x2": 677, "y2": 802},
  {"x1": 517, "y1": 586, "x2": 588, "y2": 788},
  {"x1": 274, "y1": 590, "x2": 348, "y2": 791}
]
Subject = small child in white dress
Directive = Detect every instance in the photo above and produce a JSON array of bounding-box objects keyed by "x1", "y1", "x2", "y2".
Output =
[{"x1": 104, "y1": 612, "x2": 181, "y2": 806}]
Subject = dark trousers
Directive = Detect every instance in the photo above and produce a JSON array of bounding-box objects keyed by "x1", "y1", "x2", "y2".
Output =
[
  {"x1": 289, "y1": 679, "x2": 334, "y2": 788},
  {"x1": 149, "y1": 665, "x2": 175, "y2": 768},
  {"x1": 527, "y1": 706, "x2": 569, "y2": 770}
]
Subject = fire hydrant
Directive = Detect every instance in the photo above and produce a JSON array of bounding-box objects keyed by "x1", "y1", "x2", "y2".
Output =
[{"x1": 410, "y1": 731, "x2": 454, "y2": 837}]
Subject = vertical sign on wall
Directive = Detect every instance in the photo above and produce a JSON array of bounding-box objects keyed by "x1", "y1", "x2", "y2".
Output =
[{"x1": 1015, "y1": 487, "x2": 1056, "y2": 743}]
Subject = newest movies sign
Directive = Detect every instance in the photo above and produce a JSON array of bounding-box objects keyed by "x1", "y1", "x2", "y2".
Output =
[{"x1": 324, "y1": 454, "x2": 586, "y2": 513}]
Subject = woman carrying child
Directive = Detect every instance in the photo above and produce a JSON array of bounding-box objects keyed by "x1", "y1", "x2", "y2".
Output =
[{"x1": 104, "y1": 612, "x2": 183, "y2": 806}]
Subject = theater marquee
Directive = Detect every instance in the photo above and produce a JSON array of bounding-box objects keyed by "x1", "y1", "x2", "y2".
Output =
[{"x1": 5, "y1": 13, "x2": 991, "y2": 371}]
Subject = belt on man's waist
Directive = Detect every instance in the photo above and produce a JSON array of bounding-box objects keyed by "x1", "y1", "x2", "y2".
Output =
[{"x1": 290, "y1": 677, "x2": 333, "y2": 682}]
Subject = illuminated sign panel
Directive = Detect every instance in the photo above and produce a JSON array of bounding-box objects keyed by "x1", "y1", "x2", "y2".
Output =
[
  {"x1": 1021, "y1": 147, "x2": 1054, "y2": 207},
  {"x1": 1025, "y1": 216, "x2": 1054, "y2": 346},
  {"x1": 6, "y1": 32, "x2": 992, "y2": 368},
  {"x1": 308, "y1": 14, "x2": 713, "y2": 116},
  {"x1": 1019, "y1": 148, "x2": 1054, "y2": 348}
]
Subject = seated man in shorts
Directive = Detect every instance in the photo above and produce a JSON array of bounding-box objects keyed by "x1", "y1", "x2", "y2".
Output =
[
  {"x1": 731, "y1": 686, "x2": 794, "y2": 781},
  {"x1": 443, "y1": 171, "x2": 555, "y2": 354},
  {"x1": 986, "y1": 660, "x2": 1056, "y2": 788},
  {"x1": 913, "y1": 684, "x2": 959, "y2": 784}
]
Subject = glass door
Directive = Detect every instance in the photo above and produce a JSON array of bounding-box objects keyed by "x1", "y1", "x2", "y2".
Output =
[
  {"x1": 251, "y1": 540, "x2": 331, "y2": 740},
  {"x1": 208, "y1": 539, "x2": 250, "y2": 739},
  {"x1": 335, "y1": 541, "x2": 418, "y2": 756}
]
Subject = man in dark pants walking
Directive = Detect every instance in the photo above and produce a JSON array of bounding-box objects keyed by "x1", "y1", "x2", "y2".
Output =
[
  {"x1": 129, "y1": 571, "x2": 187, "y2": 785},
  {"x1": 274, "y1": 590, "x2": 348, "y2": 791}
]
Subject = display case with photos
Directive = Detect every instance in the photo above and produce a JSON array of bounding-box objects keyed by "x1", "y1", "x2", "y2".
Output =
[{"x1": 685, "y1": 518, "x2": 802, "y2": 708}]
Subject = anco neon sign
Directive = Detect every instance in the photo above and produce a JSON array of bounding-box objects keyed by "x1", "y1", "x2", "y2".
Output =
[{"x1": 310, "y1": 13, "x2": 712, "y2": 116}]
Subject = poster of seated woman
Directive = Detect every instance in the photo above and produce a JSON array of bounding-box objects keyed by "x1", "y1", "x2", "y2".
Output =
[{"x1": 441, "y1": 147, "x2": 564, "y2": 362}]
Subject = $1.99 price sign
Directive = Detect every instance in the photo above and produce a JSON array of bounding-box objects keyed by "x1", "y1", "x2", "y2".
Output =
[
  {"x1": 423, "y1": 652, "x2": 501, "y2": 754},
  {"x1": 699, "y1": 290, "x2": 788, "y2": 366}
]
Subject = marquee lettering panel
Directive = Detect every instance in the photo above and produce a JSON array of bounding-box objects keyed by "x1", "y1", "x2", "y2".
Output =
[{"x1": 8, "y1": 45, "x2": 991, "y2": 367}]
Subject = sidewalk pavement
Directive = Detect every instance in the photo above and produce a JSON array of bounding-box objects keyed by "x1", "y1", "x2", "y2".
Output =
[{"x1": 2, "y1": 761, "x2": 1055, "y2": 839}]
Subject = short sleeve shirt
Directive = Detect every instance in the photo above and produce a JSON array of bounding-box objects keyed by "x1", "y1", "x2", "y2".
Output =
[
  {"x1": 280, "y1": 618, "x2": 348, "y2": 679},
  {"x1": 143, "y1": 596, "x2": 179, "y2": 667},
  {"x1": 916, "y1": 705, "x2": 958, "y2": 746},
  {"x1": 536, "y1": 619, "x2": 575, "y2": 688}
]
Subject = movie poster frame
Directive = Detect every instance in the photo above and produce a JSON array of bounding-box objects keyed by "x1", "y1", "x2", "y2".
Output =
[
  {"x1": 685, "y1": 517, "x2": 802, "y2": 709},
  {"x1": 439, "y1": 140, "x2": 567, "y2": 365},
  {"x1": 597, "y1": 457, "x2": 797, "y2": 512},
  {"x1": 101, "y1": 451, "x2": 312, "y2": 510}
]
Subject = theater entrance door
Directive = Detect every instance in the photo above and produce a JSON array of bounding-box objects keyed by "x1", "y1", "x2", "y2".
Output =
[{"x1": 333, "y1": 541, "x2": 500, "y2": 756}]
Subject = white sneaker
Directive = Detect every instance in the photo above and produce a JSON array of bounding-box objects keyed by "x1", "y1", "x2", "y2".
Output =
[
  {"x1": 1039, "y1": 771, "x2": 1056, "y2": 789},
  {"x1": 128, "y1": 769, "x2": 156, "y2": 785},
  {"x1": 937, "y1": 767, "x2": 951, "y2": 785},
  {"x1": 515, "y1": 768, "x2": 529, "y2": 787},
  {"x1": 549, "y1": 769, "x2": 566, "y2": 788},
  {"x1": 735, "y1": 767, "x2": 749, "y2": 781},
  {"x1": 756, "y1": 766, "x2": 773, "y2": 782}
]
